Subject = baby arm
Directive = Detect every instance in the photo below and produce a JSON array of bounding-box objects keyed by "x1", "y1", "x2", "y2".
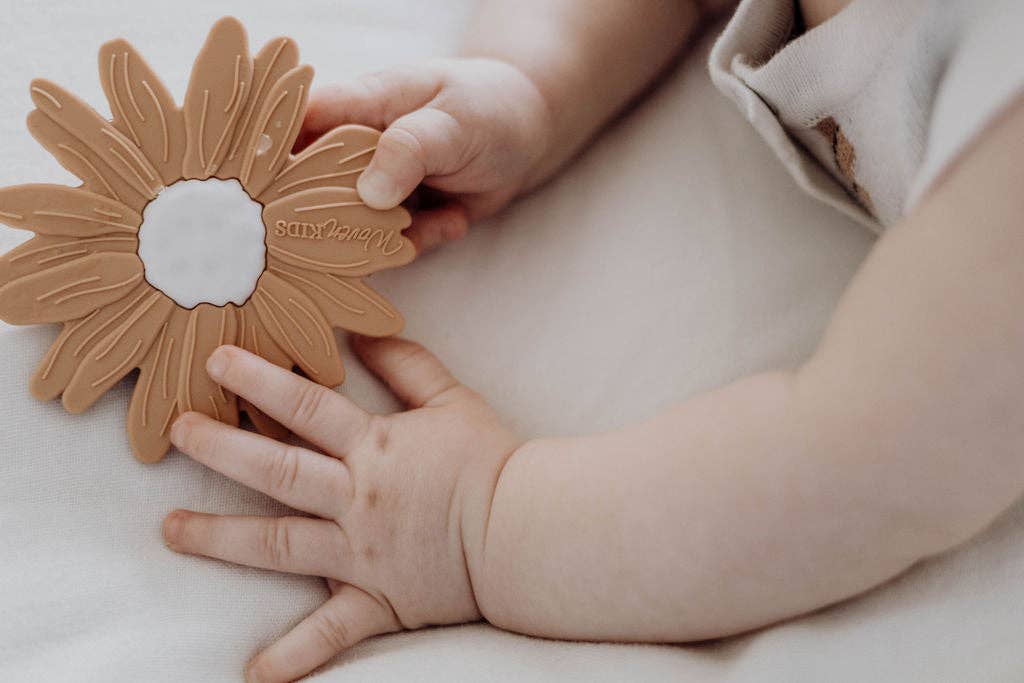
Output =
[
  {"x1": 163, "y1": 100, "x2": 1024, "y2": 682},
  {"x1": 476, "y1": 95, "x2": 1024, "y2": 640},
  {"x1": 301, "y1": 0, "x2": 712, "y2": 250}
]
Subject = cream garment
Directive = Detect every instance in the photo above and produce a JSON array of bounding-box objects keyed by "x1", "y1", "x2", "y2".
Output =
[{"x1": 710, "y1": 0, "x2": 1024, "y2": 230}]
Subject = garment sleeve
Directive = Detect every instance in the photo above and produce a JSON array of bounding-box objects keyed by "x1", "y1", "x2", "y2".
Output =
[{"x1": 906, "y1": 0, "x2": 1024, "y2": 209}]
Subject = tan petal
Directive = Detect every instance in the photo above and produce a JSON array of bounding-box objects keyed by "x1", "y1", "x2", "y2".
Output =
[
  {"x1": 0, "y1": 184, "x2": 140, "y2": 236},
  {"x1": 127, "y1": 307, "x2": 190, "y2": 463},
  {"x1": 182, "y1": 17, "x2": 253, "y2": 179},
  {"x1": 263, "y1": 187, "x2": 414, "y2": 276},
  {"x1": 62, "y1": 289, "x2": 175, "y2": 413},
  {"x1": 29, "y1": 282, "x2": 150, "y2": 400},
  {"x1": 0, "y1": 233, "x2": 138, "y2": 288},
  {"x1": 259, "y1": 124, "x2": 379, "y2": 200},
  {"x1": 27, "y1": 110, "x2": 149, "y2": 212},
  {"x1": 177, "y1": 303, "x2": 239, "y2": 425},
  {"x1": 0, "y1": 252, "x2": 144, "y2": 324},
  {"x1": 250, "y1": 272, "x2": 344, "y2": 386},
  {"x1": 236, "y1": 299, "x2": 291, "y2": 369},
  {"x1": 268, "y1": 261, "x2": 403, "y2": 337},
  {"x1": 240, "y1": 399, "x2": 289, "y2": 440},
  {"x1": 98, "y1": 39, "x2": 186, "y2": 186},
  {"x1": 29, "y1": 79, "x2": 162, "y2": 199},
  {"x1": 218, "y1": 37, "x2": 299, "y2": 180},
  {"x1": 237, "y1": 64, "x2": 313, "y2": 197}
]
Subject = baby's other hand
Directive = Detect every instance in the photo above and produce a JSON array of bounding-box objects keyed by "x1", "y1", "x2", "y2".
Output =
[
  {"x1": 297, "y1": 58, "x2": 552, "y2": 251},
  {"x1": 162, "y1": 337, "x2": 522, "y2": 683}
]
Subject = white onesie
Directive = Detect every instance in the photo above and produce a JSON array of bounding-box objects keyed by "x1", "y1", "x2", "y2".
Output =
[{"x1": 709, "y1": 0, "x2": 1024, "y2": 231}]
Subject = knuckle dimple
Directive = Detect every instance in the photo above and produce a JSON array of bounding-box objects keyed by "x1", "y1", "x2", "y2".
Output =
[
  {"x1": 267, "y1": 447, "x2": 302, "y2": 494},
  {"x1": 361, "y1": 545, "x2": 377, "y2": 564},
  {"x1": 289, "y1": 384, "x2": 326, "y2": 430},
  {"x1": 260, "y1": 519, "x2": 291, "y2": 567},
  {"x1": 312, "y1": 612, "x2": 352, "y2": 651},
  {"x1": 362, "y1": 416, "x2": 392, "y2": 455}
]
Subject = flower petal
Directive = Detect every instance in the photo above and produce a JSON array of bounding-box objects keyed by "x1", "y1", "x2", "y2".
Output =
[
  {"x1": 236, "y1": 299, "x2": 292, "y2": 369},
  {"x1": 98, "y1": 39, "x2": 186, "y2": 186},
  {"x1": 218, "y1": 36, "x2": 299, "y2": 180},
  {"x1": 0, "y1": 184, "x2": 140, "y2": 236},
  {"x1": 268, "y1": 261, "x2": 403, "y2": 337},
  {"x1": 259, "y1": 124, "x2": 379, "y2": 200},
  {"x1": 250, "y1": 271, "x2": 344, "y2": 386},
  {"x1": 27, "y1": 110, "x2": 150, "y2": 211},
  {"x1": 0, "y1": 252, "x2": 144, "y2": 325},
  {"x1": 182, "y1": 17, "x2": 253, "y2": 179},
  {"x1": 29, "y1": 79, "x2": 163, "y2": 199},
  {"x1": 237, "y1": 64, "x2": 314, "y2": 197},
  {"x1": 263, "y1": 187, "x2": 414, "y2": 276},
  {"x1": 29, "y1": 282, "x2": 150, "y2": 400},
  {"x1": 127, "y1": 307, "x2": 190, "y2": 462},
  {"x1": 0, "y1": 233, "x2": 138, "y2": 289},
  {"x1": 62, "y1": 289, "x2": 176, "y2": 414},
  {"x1": 177, "y1": 303, "x2": 240, "y2": 425}
]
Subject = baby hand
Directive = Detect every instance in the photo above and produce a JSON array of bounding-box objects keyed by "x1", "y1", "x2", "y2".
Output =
[
  {"x1": 298, "y1": 58, "x2": 552, "y2": 251},
  {"x1": 162, "y1": 337, "x2": 522, "y2": 683}
]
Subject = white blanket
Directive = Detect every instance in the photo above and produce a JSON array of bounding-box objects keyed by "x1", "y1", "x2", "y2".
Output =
[{"x1": 1, "y1": 1, "x2": 1021, "y2": 681}]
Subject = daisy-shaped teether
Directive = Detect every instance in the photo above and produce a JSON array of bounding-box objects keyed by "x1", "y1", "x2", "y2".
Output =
[{"x1": 0, "y1": 17, "x2": 415, "y2": 462}]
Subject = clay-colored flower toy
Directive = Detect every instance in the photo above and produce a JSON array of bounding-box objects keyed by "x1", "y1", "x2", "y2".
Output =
[{"x1": 0, "y1": 17, "x2": 415, "y2": 462}]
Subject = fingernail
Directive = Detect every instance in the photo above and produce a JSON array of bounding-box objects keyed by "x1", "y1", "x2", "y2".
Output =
[
  {"x1": 162, "y1": 511, "x2": 185, "y2": 549},
  {"x1": 169, "y1": 415, "x2": 187, "y2": 446},
  {"x1": 357, "y1": 171, "x2": 398, "y2": 208},
  {"x1": 206, "y1": 347, "x2": 230, "y2": 380}
]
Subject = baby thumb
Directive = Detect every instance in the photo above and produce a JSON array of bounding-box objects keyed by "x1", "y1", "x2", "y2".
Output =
[{"x1": 358, "y1": 108, "x2": 463, "y2": 210}]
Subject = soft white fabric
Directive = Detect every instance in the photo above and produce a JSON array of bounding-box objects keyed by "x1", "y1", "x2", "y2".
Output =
[
  {"x1": 710, "y1": 0, "x2": 1024, "y2": 228},
  {"x1": 1, "y1": 1, "x2": 1022, "y2": 682}
]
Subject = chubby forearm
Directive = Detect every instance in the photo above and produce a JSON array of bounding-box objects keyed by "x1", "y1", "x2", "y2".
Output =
[
  {"x1": 461, "y1": 0, "x2": 705, "y2": 188},
  {"x1": 472, "y1": 371, "x2": 933, "y2": 641},
  {"x1": 472, "y1": 96, "x2": 1024, "y2": 643}
]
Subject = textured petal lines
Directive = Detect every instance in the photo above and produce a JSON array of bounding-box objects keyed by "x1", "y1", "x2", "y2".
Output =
[
  {"x1": 99, "y1": 39, "x2": 186, "y2": 186},
  {"x1": 261, "y1": 124, "x2": 379, "y2": 199},
  {"x1": 127, "y1": 307, "x2": 189, "y2": 462},
  {"x1": 236, "y1": 300, "x2": 291, "y2": 369},
  {"x1": 238, "y1": 64, "x2": 313, "y2": 197},
  {"x1": 28, "y1": 282, "x2": 150, "y2": 400},
  {"x1": 0, "y1": 252, "x2": 144, "y2": 325},
  {"x1": 263, "y1": 187, "x2": 414, "y2": 277},
  {"x1": 27, "y1": 110, "x2": 149, "y2": 211},
  {"x1": 0, "y1": 184, "x2": 140, "y2": 236},
  {"x1": 218, "y1": 37, "x2": 299, "y2": 180},
  {"x1": 182, "y1": 17, "x2": 253, "y2": 179},
  {"x1": 0, "y1": 18, "x2": 420, "y2": 465},
  {"x1": 250, "y1": 272, "x2": 344, "y2": 386},
  {"x1": 62, "y1": 290, "x2": 176, "y2": 413},
  {"x1": 0, "y1": 234, "x2": 137, "y2": 289},
  {"x1": 29, "y1": 79, "x2": 163, "y2": 199},
  {"x1": 269, "y1": 261, "x2": 403, "y2": 337},
  {"x1": 178, "y1": 303, "x2": 239, "y2": 425}
]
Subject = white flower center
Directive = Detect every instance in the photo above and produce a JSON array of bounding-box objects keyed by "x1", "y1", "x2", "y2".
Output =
[{"x1": 138, "y1": 179, "x2": 266, "y2": 309}]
